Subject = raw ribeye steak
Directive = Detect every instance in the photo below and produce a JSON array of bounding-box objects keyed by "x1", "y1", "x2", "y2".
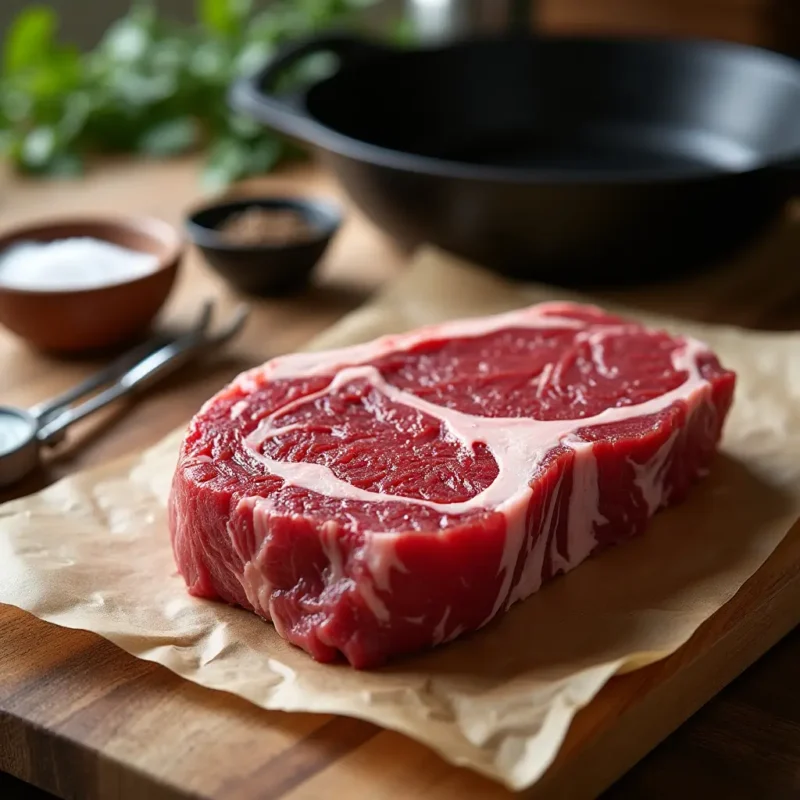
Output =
[{"x1": 169, "y1": 303, "x2": 736, "y2": 668}]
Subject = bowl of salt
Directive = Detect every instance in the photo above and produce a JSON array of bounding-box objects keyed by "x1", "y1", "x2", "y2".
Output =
[{"x1": 0, "y1": 217, "x2": 184, "y2": 352}]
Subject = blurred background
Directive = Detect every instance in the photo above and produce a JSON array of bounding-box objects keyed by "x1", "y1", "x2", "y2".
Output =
[
  {"x1": 1, "y1": 0, "x2": 799, "y2": 286},
  {"x1": 1, "y1": 0, "x2": 799, "y2": 52}
]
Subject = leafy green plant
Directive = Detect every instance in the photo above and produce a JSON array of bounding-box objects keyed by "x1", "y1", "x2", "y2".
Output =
[{"x1": 0, "y1": 0, "x2": 393, "y2": 188}]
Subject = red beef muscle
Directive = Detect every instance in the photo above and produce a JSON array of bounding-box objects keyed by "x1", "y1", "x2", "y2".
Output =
[{"x1": 169, "y1": 303, "x2": 736, "y2": 668}]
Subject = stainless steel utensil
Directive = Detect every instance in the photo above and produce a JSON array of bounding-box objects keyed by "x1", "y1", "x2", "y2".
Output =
[
  {"x1": 0, "y1": 300, "x2": 249, "y2": 488},
  {"x1": 405, "y1": 0, "x2": 533, "y2": 43}
]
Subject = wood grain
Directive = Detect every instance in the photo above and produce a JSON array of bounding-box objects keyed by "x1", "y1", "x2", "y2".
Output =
[
  {"x1": 605, "y1": 626, "x2": 800, "y2": 799},
  {"x1": 1, "y1": 158, "x2": 799, "y2": 800}
]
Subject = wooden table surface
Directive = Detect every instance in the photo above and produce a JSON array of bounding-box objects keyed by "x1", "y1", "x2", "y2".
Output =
[{"x1": 1, "y1": 157, "x2": 799, "y2": 799}]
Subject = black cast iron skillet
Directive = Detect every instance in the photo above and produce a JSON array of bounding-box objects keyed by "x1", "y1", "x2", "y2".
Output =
[{"x1": 230, "y1": 34, "x2": 800, "y2": 286}]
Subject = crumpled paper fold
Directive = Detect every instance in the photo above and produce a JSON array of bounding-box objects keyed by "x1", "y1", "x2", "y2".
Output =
[{"x1": 2, "y1": 249, "x2": 800, "y2": 791}]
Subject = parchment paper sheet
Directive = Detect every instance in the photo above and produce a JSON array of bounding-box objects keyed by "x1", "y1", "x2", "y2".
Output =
[{"x1": 2, "y1": 249, "x2": 800, "y2": 791}]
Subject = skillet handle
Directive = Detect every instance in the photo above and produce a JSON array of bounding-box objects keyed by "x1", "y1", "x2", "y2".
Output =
[{"x1": 229, "y1": 34, "x2": 392, "y2": 142}]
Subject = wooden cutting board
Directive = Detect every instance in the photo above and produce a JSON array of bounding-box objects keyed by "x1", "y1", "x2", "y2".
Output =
[{"x1": 2, "y1": 159, "x2": 800, "y2": 800}]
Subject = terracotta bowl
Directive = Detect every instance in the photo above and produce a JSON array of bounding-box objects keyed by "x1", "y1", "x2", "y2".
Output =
[{"x1": 0, "y1": 216, "x2": 184, "y2": 353}]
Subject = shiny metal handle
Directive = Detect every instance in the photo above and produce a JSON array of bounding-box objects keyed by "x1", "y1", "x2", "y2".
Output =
[
  {"x1": 36, "y1": 304, "x2": 248, "y2": 445},
  {"x1": 406, "y1": 0, "x2": 534, "y2": 42},
  {"x1": 28, "y1": 304, "x2": 213, "y2": 424},
  {"x1": 36, "y1": 331, "x2": 205, "y2": 444}
]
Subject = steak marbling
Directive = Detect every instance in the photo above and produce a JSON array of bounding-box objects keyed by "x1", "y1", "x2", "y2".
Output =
[{"x1": 169, "y1": 303, "x2": 736, "y2": 668}]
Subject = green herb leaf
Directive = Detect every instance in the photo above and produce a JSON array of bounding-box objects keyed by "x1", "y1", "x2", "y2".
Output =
[
  {"x1": 202, "y1": 133, "x2": 282, "y2": 190},
  {"x1": 198, "y1": 0, "x2": 252, "y2": 38},
  {"x1": 391, "y1": 16, "x2": 418, "y2": 47},
  {"x1": 201, "y1": 136, "x2": 249, "y2": 190},
  {"x1": 100, "y1": 8, "x2": 155, "y2": 64},
  {"x1": 21, "y1": 127, "x2": 56, "y2": 167},
  {"x1": 235, "y1": 40, "x2": 276, "y2": 78},
  {"x1": 0, "y1": 0, "x2": 412, "y2": 185},
  {"x1": 3, "y1": 6, "x2": 57, "y2": 75},
  {"x1": 138, "y1": 117, "x2": 199, "y2": 157}
]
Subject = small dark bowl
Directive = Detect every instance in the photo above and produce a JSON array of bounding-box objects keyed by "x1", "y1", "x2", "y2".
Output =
[{"x1": 185, "y1": 197, "x2": 342, "y2": 296}]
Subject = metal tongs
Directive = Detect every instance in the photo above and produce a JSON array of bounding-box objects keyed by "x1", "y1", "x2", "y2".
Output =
[{"x1": 0, "y1": 301, "x2": 249, "y2": 488}]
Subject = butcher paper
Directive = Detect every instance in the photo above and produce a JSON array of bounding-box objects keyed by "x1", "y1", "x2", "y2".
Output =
[{"x1": 2, "y1": 248, "x2": 800, "y2": 791}]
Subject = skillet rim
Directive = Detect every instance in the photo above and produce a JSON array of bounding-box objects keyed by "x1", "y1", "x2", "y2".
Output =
[{"x1": 295, "y1": 35, "x2": 800, "y2": 186}]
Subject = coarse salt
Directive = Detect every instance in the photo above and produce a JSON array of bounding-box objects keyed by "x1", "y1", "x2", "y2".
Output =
[{"x1": 0, "y1": 237, "x2": 160, "y2": 292}]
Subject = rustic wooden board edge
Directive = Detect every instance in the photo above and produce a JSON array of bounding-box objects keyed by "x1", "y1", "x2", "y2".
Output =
[
  {"x1": 0, "y1": 622, "x2": 193, "y2": 800},
  {"x1": 534, "y1": 521, "x2": 800, "y2": 799},
  {"x1": 0, "y1": 707, "x2": 189, "y2": 800},
  {"x1": 2, "y1": 522, "x2": 799, "y2": 800}
]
